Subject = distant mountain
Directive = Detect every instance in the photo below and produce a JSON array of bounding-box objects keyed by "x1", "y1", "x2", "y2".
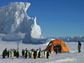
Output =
[
  {"x1": 59, "y1": 36, "x2": 84, "y2": 42},
  {"x1": 46, "y1": 36, "x2": 84, "y2": 42}
]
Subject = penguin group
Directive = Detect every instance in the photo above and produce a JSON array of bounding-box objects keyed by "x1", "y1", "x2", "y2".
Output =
[{"x1": 2, "y1": 48, "x2": 50, "y2": 59}]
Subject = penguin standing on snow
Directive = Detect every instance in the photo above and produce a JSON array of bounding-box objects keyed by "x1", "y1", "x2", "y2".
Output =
[
  {"x1": 33, "y1": 51, "x2": 37, "y2": 59},
  {"x1": 46, "y1": 51, "x2": 49, "y2": 59},
  {"x1": 16, "y1": 49, "x2": 19, "y2": 58},
  {"x1": 22, "y1": 49, "x2": 25, "y2": 57},
  {"x1": 2, "y1": 48, "x2": 8, "y2": 59}
]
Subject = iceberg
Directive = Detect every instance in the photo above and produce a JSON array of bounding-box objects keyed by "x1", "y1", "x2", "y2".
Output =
[{"x1": 0, "y1": 2, "x2": 44, "y2": 44}]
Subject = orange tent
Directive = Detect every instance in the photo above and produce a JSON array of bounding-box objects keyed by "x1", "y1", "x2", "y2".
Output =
[{"x1": 45, "y1": 39, "x2": 69, "y2": 53}]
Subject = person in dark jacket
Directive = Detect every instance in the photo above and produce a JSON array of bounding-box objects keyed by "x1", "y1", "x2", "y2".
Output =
[
  {"x1": 78, "y1": 41, "x2": 81, "y2": 53},
  {"x1": 2, "y1": 48, "x2": 8, "y2": 59}
]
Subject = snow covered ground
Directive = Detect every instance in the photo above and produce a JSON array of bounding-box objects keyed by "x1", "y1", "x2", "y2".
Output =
[{"x1": 0, "y1": 41, "x2": 84, "y2": 63}]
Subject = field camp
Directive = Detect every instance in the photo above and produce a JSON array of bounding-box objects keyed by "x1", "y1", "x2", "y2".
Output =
[
  {"x1": 1, "y1": 39, "x2": 82, "y2": 60},
  {"x1": 0, "y1": 39, "x2": 84, "y2": 63}
]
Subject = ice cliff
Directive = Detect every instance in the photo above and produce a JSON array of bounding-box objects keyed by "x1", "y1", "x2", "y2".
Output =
[{"x1": 0, "y1": 2, "x2": 43, "y2": 44}]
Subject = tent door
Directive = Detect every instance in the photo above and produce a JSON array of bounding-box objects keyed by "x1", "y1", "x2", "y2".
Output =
[{"x1": 53, "y1": 45, "x2": 61, "y2": 53}]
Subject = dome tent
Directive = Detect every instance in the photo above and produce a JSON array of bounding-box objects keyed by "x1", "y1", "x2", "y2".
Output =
[{"x1": 45, "y1": 39, "x2": 69, "y2": 53}]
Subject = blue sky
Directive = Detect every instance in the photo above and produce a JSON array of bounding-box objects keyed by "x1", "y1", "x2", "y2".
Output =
[{"x1": 0, "y1": 0, "x2": 84, "y2": 37}]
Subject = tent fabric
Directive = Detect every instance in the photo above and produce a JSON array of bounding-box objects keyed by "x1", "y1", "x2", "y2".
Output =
[{"x1": 45, "y1": 39, "x2": 69, "y2": 53}]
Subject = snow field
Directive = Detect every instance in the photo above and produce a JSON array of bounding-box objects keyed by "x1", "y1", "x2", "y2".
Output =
[{"x1": 0, "y1": 41, "x2": 84, "y2": 63}]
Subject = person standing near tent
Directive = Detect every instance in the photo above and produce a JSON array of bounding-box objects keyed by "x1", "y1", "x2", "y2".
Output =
[{"x1": 78, "y1": 41, "x2": 81, "y2": 53}]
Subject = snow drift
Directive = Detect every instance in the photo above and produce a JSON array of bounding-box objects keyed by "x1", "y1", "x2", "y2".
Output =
[{"x1": 0, "y1": 2, "x2": 44, "y2": 44}]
